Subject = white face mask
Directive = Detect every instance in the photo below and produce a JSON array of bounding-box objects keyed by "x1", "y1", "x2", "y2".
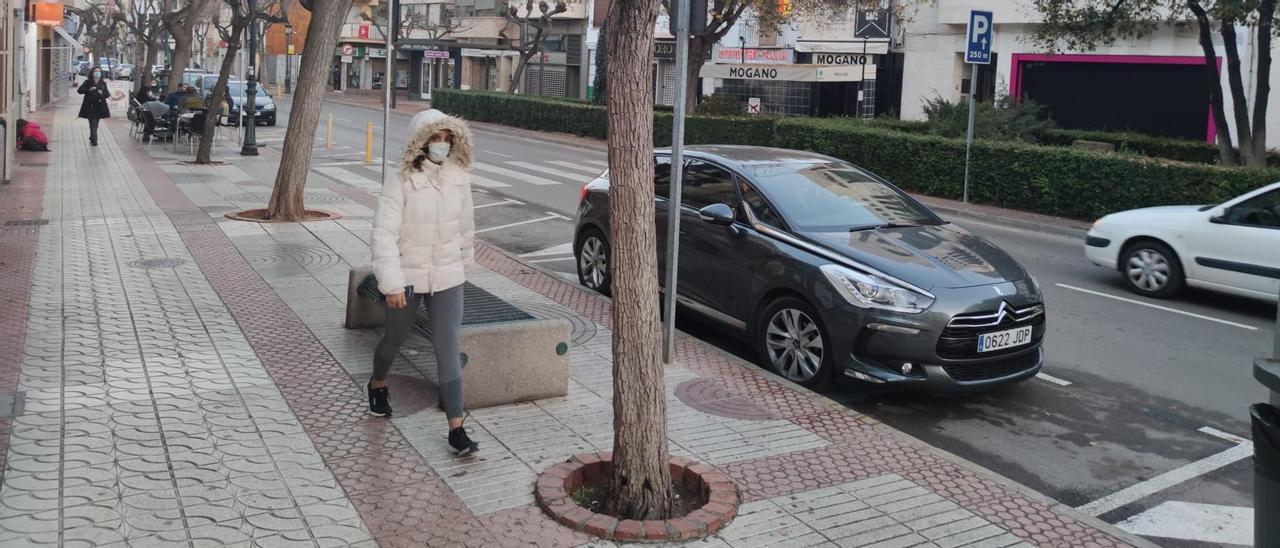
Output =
[
  {"x1": 427, "y1": 142, "x2": 451, "y2": 163},
  {"x1": 92, "y1": 71, "x2": 102, "y2": 79}
]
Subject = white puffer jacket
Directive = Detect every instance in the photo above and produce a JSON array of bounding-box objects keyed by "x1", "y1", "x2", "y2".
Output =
[{"x1": 371, "y1": 109, "x2": 475, "y2": 296}]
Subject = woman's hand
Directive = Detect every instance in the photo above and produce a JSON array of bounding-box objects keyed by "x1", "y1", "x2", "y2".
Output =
[{"x1": 386, "y1": 293, "x2": 407, "y2": 309}]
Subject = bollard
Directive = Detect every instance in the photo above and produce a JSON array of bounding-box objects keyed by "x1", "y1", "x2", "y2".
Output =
[
  {"x1": 326, "y1": 113, "x2": 334, "y2": 149},
  {"x1": 1253, "y1": 402, "x2": 1280, "y2": 548},
  {"x1": 365, "y1": 122, "x2": 374, "y2": 164}
]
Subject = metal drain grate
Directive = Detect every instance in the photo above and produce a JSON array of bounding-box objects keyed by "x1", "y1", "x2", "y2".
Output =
[
  {"x1": 2, "y1": 219, "x2": 49, "y2": 227},
  {"x1": 128, "y1": 258, "x2": 187, "y2": 269},
  {"x1": 413, "y1": 282, "x2": 534, "y2": 335}
]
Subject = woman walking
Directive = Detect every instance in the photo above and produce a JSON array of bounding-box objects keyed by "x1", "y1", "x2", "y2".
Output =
[
  {"x1": 369, "y1": 109, "x2": 479, "y2": 457},
  {"x1": 78, "y1": 68, "x2": 110, "y2": 146}
]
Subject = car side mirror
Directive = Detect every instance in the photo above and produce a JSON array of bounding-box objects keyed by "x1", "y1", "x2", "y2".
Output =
[
  {"x1": 698, "y1": 203, "x2": 735, "y2": 226},
  {"x1": 1209, "y1": 207, "x2": 1229, "y2": 224}
]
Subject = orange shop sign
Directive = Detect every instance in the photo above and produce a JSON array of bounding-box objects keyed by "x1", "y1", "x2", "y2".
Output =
[{"x1": 33, "y1": 1, "x2": 64, "y2": 26}]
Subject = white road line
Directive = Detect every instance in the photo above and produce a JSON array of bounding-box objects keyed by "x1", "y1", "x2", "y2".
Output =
[
  {"x1": 475, "y1": 213, "x2": 568, "y2": 234},
  {"x1": 1053, "y1": 284, "x2": 1259, "y2": 331},
  {"x1": 1198, "y1": 426, "x2": 1249, "y2": 445},
  {"x1": 485, "y1": 150, "x2": 514, "y2": 158},
  {"x1": 1076, "y1": 428, "x2": 1253, "y2": 517},
  {"x1": 474, "y1": 198, "x2": 523, "y2": 209},
  {"x1": 526, "y1": 257, "x2": 575, "y2": 264},
  {"x1": 315, "y1": 160, "x2": 372, "y2": 167},
  {"x1": 1116, "y1": 501, "x2": 1253, "y2": 545},
  {"x1": 314, "y1": 166, "x2": 383, "y2": 193},
  {"x1": 469, "y1": 175, "x2": 511, "y2": 189},
  {"x1": 507, "y1": 161, "x2": 594, "y2": 182},
  {"x1": 1035, "y1": 372, "x2": 1073, "y2": 386},
  {"x1": 335, "y1": 117, "x2": 352, "y2": 122},
  {"x1": 548, "y1": 160, "x2": 607, "y2": 175},
  {"x1": 520, "y1": 242, "x2": 574, "y2": 258},
  {"x1": 473, "y1": 164, "x2": 563, "y2": 186}
]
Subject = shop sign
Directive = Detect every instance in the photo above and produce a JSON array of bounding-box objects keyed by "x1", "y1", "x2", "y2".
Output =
[
  {"x1": 655, "y1": 41, "x2": 675, "y2": 60},
  {"x1": 714, "y1": 47, "x2": 792, "y2": 65},
  {"x1": 701, "y1": 63, "x2": 876, "y2": 82},
  {"x1": 358, "y1": 23, "x2": 370, "y2": 39},
  {"x1": 33, "y1": 1, "x2": 64, "y2": 26},
  {"x1": 810, "y1": 53, "x2": 869, "y2": 65},
  {"x1": 369, "y1": 47, "x2": 388, "y2": 58},
  {"x1": 423, "y1": 50, "x2": 450, "y2": 59}
]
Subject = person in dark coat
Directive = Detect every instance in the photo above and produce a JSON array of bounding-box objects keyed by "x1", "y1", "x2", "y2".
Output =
[{"x1": 78, "y1": 68, "x2": 111, "y2": 146}]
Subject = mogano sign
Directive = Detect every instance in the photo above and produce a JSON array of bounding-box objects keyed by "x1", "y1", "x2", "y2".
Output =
[{"x1": 810, "y1": 53, "x2": 870, "y2": 65}]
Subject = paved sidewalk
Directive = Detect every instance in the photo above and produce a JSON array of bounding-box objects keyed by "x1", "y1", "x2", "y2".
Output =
[{"x1": 0, "y1": 101, "x2": 1145, "y2": 547}]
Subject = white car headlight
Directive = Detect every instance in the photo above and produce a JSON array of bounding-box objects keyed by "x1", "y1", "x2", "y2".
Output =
[
  {"x1": 820, "y1": 264, "x2": 935, "y2": 314},
  {"x1": 262, "y1": 103, "x2": 275, "y2": 110}
]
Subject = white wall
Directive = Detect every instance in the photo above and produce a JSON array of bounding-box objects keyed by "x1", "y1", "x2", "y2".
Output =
[{"x1": 899, "y1": 1, "x2": 1280, "y2": 148}]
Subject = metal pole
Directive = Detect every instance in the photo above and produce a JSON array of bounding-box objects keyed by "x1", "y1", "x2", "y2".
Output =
[
  {"x1": 662, "y1": 0, "x2": 691, "y2": 364},
  {"x1": 285, "y1": 27, "x2": 292, "y2": 94},
  {"x1": 962, "y1": 62, "x2": 977, "y2": 203},
  {"x1": 1274, "y1": 285, "x2": 1279, "y2": 359},
  {"x1": 381, "y1": 0, "x2": 395, "y2": 185},
  {"x1": 241, "y1": 3, "x2": 259, "y2": 156},
  {"x1": 860, "y1": 39, "x2": 867, "y2": 117}
]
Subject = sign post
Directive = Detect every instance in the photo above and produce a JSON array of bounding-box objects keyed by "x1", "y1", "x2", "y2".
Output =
[
  {"x1": 662, "y1": 0, "x2": 692, "y2": 364},
  {"x1": 382, "y1": 0, "x2": 396, "y2": 186},
  {"x1": 963, "y1": 10, "x2": 992, "y2": 203}
]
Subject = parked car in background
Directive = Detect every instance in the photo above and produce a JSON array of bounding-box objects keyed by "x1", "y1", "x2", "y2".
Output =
[
  {"x1": 97, "y1": 58, "x2": 119, "y2": 77},
  {"x1": 199, "y1": 74, "x2": 239, "y2": 98},
  {"x1": 1086, "y1": 181, "x2": 1280, "y2": 303},
  {"x1": 574, "y1": 146, "x2": 1046, "y2": 391},
  {"x1": 220, "y1": 82, "x2": 276, "y2": 126},
  {"x1": 76, "y1": 60, "x2": 91, "y2": 76},
  {"x1": 116, "y1": 64, "x2": 136, "y2": 80}
]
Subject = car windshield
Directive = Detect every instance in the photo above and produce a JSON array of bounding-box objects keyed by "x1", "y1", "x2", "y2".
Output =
[
  {"x1": 752, "y1": 161, "x2": 938, "y2": 232},
  {"x1": 226, "y1": 84, "x2": 268, "y2": 97}
]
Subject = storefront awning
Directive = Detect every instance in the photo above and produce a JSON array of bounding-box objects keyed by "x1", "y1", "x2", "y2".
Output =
[
  {"x1": 700, "y1": 64, "x2": 878, "y2": 83},
  {"x1": 795, "y1": 40, "x2": 889, "y2": 55}
]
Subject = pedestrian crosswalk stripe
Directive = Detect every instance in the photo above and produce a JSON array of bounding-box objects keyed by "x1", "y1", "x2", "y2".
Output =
[
  {"x1": 473, "y1": 164, "x2": 562, "y2": 186},
  {"x1": 547, "y1": 161, "x2": 607, "y2": 177},
  {"x1": 469, "y1": 175, "x2": 512, "y2": 189},
  {"x1": 314, "y1": 166, "x2": 382, "y2": 193},
  {"x1": 508, "y1": 161, "x2": 595, "y2": 183}
]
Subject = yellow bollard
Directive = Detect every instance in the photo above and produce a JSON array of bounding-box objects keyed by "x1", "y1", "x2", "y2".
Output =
[
  {"x1": 326, "y1": 113, "x2": 334, "y2": 149},
  {"x1": 365, "y1": 122, "x2": 374, "y2": 164}
]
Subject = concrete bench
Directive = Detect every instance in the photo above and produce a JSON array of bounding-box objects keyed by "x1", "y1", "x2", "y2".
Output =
[{"x1": 345, "y1": 266, "x2": 571, "y2": 410}]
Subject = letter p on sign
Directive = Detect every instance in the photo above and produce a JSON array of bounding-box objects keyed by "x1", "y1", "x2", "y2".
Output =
[{"x1": 965, "y1": 10, "x2": 993, "y2": 64}]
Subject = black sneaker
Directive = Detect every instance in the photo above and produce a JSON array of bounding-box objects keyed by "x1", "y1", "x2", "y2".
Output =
[
  {"x1": 448, "y1": 427, "x2": 479, "y2": 457},
  {"x1": 368, "y1": 383, "x2": 392, "y2": 417}
]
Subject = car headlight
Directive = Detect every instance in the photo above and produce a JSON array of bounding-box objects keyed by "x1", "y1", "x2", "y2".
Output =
[
  {"x1": 820, "y1": 264, "x2": 935, "y2": 314},
  {"x1": 262, "y1": 103, "x2": 275, "y2": 110}
]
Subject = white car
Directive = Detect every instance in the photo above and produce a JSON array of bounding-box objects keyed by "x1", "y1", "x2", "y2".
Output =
[{"x1": 1085, "y1": 181, "x2": 1280, "y2": 303}]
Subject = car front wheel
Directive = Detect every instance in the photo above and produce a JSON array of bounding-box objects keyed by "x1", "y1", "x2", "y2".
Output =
[
  {"x1": 757, "y1": 296, "x2": 832, "y2": 389},
  {"x1": 575, "y1": 228, "x2": 611, "y2": 296},
  {"x1": 1121, "y1": 240, "x2": 1184, "y2": 298}
]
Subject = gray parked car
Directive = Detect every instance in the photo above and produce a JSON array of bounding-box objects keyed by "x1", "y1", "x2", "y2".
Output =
[{"x1": 573, "y1": 146, "x2": 1046, "y2": 391}]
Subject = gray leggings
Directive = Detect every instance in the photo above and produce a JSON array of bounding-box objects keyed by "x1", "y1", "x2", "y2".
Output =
[{"x1": 372, "y1": 285, "x2": 465, "y2": 418}]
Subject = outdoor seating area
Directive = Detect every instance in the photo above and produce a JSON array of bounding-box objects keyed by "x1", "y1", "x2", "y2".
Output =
[{"x1": 126, "y1": 99, "x2": 238, "y2": 153}]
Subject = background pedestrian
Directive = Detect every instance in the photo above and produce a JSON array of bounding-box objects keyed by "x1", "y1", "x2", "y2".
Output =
[{"x1": 77, "y1": 68, "x2": 111, "y2": 146}]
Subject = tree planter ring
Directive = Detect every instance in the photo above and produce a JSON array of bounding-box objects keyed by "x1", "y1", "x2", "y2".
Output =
[
  {"x1": 536, "y1": 452, "x2": 740, "y2": 542},
  {"x1": 226, "y1": 208, "x2": 342, "y2": 223}
]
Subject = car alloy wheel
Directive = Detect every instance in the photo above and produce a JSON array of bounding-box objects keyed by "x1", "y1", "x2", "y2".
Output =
[
  {"x1": 575, "y1": 230, "x2": 611, "y2": 295},
  {"x1": 765, "y1": 307, "x2": 825, "y2": 384}
]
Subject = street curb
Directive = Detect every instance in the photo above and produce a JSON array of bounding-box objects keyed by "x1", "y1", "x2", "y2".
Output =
[
  {"x1": 481, "y1": 242, "x2": 1157, "y2": 548},
  {"x1": 925, "y1": 202, "x2": 1089, "y2": 240}
]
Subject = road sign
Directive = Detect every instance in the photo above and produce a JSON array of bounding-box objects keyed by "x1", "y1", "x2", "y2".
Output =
[
  {"x1": 341, "y1": 44, "x2": 355, "y2": 56},
  {"x1": 965, "y1": 10, "x2": 993, "y2": 64},
  {"x1": 287, "y1": 44, "x2": 295, "y2": 55},
  {"x1": 747, "y1": 97, "x2": 761, "y2": 114},
  {"x1": 855, "y1": 8, "x2": 890, "y2": 39}
]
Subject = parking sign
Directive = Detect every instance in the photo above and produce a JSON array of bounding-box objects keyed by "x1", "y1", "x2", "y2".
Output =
[{"x1": 965, "y1": 10, "x2": 993, "y2": 64}]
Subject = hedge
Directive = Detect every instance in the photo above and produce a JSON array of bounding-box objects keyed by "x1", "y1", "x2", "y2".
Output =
[
  {"x1": 774, "y1": 118, "x2": 1280, "y2": 219},
  {"x1": 433, "y1": 90, "x2": 1280, "y2": 219}
]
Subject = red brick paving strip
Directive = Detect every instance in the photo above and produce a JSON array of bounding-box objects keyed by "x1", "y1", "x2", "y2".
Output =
[
  {"x1": 108, "y1": 119, "x2": 591, "y2": 548},
  {"x1": 0, "y1": 109, "x2": 55, "y2": 484}
]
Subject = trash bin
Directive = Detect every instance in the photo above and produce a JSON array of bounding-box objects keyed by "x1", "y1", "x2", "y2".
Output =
[{"x1": 1253, "y1": 403, "x2": 1280, "y2": 548}]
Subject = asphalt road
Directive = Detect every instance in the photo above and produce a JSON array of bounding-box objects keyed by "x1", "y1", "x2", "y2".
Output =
[{"x1": 268, "y1": 98, "x2": 1276, "y2": 547}]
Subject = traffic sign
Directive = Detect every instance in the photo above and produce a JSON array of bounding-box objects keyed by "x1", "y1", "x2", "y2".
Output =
[
  {"x1": 747, "y1": 97, "x2": 761, "y2": 114},
  {"x1": 965, "y1": 10, "x2": 993, "y2": 65},
  {"x1": 341, "y1": 44, "x2": 355, "y2": 56}
]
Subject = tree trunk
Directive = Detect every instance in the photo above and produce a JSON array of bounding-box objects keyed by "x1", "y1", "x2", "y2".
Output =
[
  {"x1": 195, "y1": 26, "x2": 243, "y2": 164},
  {"x1": 267, "y1": 0, "x2": 354, "y2": 221},
  {"x1": 136, "y1": 41, "x2": 158, "y2": 94},
  {"x1": 1252, "y1": 0, "x2": 1275, "y2": 165},
  {"x1": 510, "y1": 51, "x2": 536, "y2": 94},
  {"x1": 602, "y1": 0, "x2": 672, "y2": 522},
  {"x1": 683, "y1": 36, "x2": 710, "y2": 112},
  {"x1": 1188, "y1": 1, "x2": 1238, "y2": 165},
  {"x1": 1220, "y1": 20, "x2": 1256, "y2": 165},
  {"x1": 168, "y1": 29, "x2": 195, "y2": 92}
]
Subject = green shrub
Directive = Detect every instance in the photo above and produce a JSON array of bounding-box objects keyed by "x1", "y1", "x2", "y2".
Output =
[
  {"x1": 697, "y1": 94, "x2": 743, "y2": 116},
  {"x1": 921, "y1": 96, "x2": 1055, "y2": 143},
  {"x1": 774, "y1": 117, "x2": 1280, "y2": 219}
]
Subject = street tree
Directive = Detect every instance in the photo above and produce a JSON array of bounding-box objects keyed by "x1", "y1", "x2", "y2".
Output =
[
  {"x1": 114, "y1": 0, "x2": 166, "y2": 93},
  {"x1": 194, "y1": 0, "x2": 284, "y2": 164},
  {"x1": 1030, "y1": 0, "x2": 1278, "y2": 167},
  {"x1": 499, "y1": 0, "x2": 569, "y2": 93},
  {"x1": 67, "y1": 3, "x2": 121, "y2": 63},
  {"x1": 600, "y1": 0, "x2": 672, "y2": 520},
  {"x1": 266, "y1": 0, "x2": 355, "y2": 220},
  {"x1": 161, "y1": 0, "x2": 217, "y2": 93}
]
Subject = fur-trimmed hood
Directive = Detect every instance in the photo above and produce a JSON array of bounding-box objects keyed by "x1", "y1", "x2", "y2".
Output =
[{"x1": 400, "y1": 109, "x2": 474, "y2": 176}]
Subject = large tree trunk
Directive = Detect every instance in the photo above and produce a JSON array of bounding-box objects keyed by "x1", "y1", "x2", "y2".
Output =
[
  {"x1": 1220, "y1": 20, "x2": 1257, "y2": 166},
  {"x1": 196, "y1": 27, "x2": 243, "y2": 164},
  {"x1": 136, "y1": 41, "x2": 158, "y2": 94},
  {"x1": 1188, "y1": 1, "x2": 1239, "y2": 165},
  {"x1": 168, "y1": 29, "x2": 195, "y2": 92},
  {"x1": 510, "y1": 51, "x2": 536, "y2": 94},
  {"x1": 1253, "y1": 0, "x2": 1275, "y2": 165},
  {"x1": 267, "y1": 0, "x2": 354, "y2": 221},
  {"x1": 603, "y1": 0, "x2": 672, "y2": 522},
  {"x1": 683, "y1": 36, "x2": 711, "y2": 111}
]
